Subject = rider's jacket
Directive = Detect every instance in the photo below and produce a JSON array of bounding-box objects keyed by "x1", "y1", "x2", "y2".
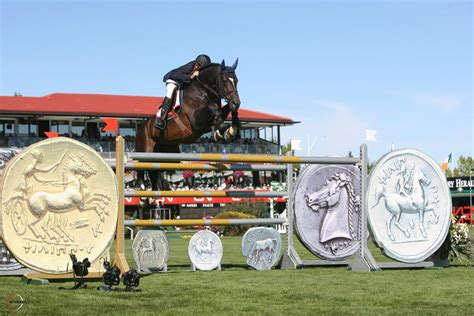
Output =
[{"x1": 163, "y1": 61, "x2": 196, "y2": 83}]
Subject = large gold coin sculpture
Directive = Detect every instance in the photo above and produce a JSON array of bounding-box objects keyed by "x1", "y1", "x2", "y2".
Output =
[{"x1": 0, "y1": 138, "x2": 118, "y2": 274}]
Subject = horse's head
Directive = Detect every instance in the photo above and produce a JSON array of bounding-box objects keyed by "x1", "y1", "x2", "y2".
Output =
[
  {"x1": 198, "y1": 60, "x2": 241, "y2": 108},
  {"x1": 67, "y1": 153, "x2": 97, "y2": 179},
  {"x1": 414, "y1": 168, "x2": 430, "y2": 186},
  {"x1": 221, "y1": 59, "x2": 241, "y2": 109},
  {"x1": 305, "y1": 173, "x2": 351, "y2": 212}
]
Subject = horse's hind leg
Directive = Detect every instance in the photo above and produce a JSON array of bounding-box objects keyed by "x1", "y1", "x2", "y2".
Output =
[
  {"x1": 28, "y1": 216, "x2": 46, "y2": 239},
  {"x1": 386, "y1": 214, "x2": 396, "y2": 241},
  {"x1": 40, "y1": 215, "x2": 57, "y2": 242},
  {"x1": 393, "y1": 211, "x2": 410, "y2": 238}
]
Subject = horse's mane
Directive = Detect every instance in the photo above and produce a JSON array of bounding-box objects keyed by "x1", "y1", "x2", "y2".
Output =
[{"x1": 332, "y1": 173, "x2": 360, "y2": 240}]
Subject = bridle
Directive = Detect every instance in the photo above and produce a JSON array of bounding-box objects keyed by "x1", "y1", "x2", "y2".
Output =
[{"x1": 195, "y1": 70, "x2": 239, "y2": 103}]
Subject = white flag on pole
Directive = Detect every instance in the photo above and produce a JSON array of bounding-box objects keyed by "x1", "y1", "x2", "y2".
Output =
[
  {"x1": 366, "y1": 129, "x2": 377, "y2": 142},
  {"x1": 291, "y1": 139, "x2": 302, "y2": 151}
]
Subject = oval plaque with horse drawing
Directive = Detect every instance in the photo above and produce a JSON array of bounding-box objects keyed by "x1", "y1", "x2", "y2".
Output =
[
  {"x1": 188, "y1": 230, "x2": 222, "y2": 271},
  {"x1": 294, "y1": 165, "x2": 361, "y2": 261},
  {"x1": 242, "y1": 227, "x2": 281, "y2": 270},
  {"x1": 132, "y1": 229, "x2": 169, "y2": 272},
  {"x1": 0, "y1": 137, "x2": 118, "y2": 274},
  {"x1": 367, "y1": 149, "x2": 451, "y2": 263}
]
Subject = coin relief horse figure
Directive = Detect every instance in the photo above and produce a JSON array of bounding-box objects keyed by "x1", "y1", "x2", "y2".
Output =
[
  {"x1": 248, "y1": 238, "x2": 277, "y2": 264},
  {"x1": 136, "y1": 236, "x2": 157, "y2": 271},
  {"x1": 25, "y1": 154, "x2": 111, "y2": 240},
  {"x1": 194, "y1": 238, "x2": 214, "y2": 259},
  {"x1": 306, "y1": 173, "x2": 360, "y2": 252},
  {"x1": 372, "y1": 167, "x2": 438, "y2": 241},
  {"x1": 135, "y1": 60, "x2": 241, "y2": 192}
]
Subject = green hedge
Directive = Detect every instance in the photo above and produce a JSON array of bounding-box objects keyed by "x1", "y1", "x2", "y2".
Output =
[{"x1": 215, "y1": 211, "x2": 256, "y2": 236}]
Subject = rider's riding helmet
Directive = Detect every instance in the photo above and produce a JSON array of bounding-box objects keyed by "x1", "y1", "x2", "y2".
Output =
[{"x1": 195, "y1": 54, "x2": 211, "y2": 67}]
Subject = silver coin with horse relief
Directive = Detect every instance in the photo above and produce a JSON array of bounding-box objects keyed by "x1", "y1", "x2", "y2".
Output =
[
  {"x1": 132, "y1": 230, "x2": 169, "y2": 272},
  {"x1": 0, "y1": 138, "x2": 118, "y2": 274},
  {"x1": 294, "y1": 165, "x2": 361, "y2": 260},
  {"x1": 188, "y1": 230, "x2": 223, "y2": 271},
  {"x1": 367, "y1": 149, "x2": 451, "y2": 263},
  {"x1": 242, "y1": 227, "x2": 281, "y2": 270}
]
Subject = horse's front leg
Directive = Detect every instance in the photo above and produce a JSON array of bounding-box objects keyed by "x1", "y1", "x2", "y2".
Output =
[
  {"x1": 209, "y1": 102, "x2": 226, "y2": 141},
  {"x1": 224, "y1": 107, "x2": 240, "y2": 141},
  {"x1": 80, "y1": 204, "x2": 105, "y2": 222},
  {"x1": 418, "y1": 209, "x2": 427, "y2": 238}
]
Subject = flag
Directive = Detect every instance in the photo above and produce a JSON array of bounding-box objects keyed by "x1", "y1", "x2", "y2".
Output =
[
  {"x1": 291, "y1": 139, "x2": 302, "y2": 151},
  {"x1": 44, "y1": 131, "x2": 59, "y2": 138},
  {"x1": 366, "y1": 129, "x2": 377, "y2": 142},
  {"x1": 440, "y1": 153, "x2": 452, "y2": 170},
  {"x1": 102, "y1": 118, "x2": 119, "y2": 136}
]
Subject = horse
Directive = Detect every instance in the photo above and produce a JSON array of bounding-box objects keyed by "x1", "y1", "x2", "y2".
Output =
[
  {"x1": 372, "y1": 168, "x2": 438, "y2": 241},
  {"x1": 25, "y1": 153, "x2": 111, "y2": 240},
  {"x1": 248, "y1": 238, "x2": 277, "y2": 264},
  {"x1": 137, "y1": 236, "x2": 157, "y2": 271},
  {"x1": 305, "y1": 173, "x2": 360, "y2": 249},
  {"x1": 135, "y1": 60, "x2": 241, "y2": 195},
  {"x1": 194, "y1": 238, "x2": 214, "y2": 258}
]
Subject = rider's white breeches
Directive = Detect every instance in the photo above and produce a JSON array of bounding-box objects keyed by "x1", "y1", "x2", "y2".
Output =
[
  {"x1": 156, "y1": 80, "x2": 178, "y2": 117},
  {"x1": 165, "y1": 80, "x2": 178, "y2": 98}
]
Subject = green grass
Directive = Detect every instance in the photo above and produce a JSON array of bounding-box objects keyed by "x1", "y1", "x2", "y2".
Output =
[{"x1": 0, "y1": 230, "x2": 473, "y2": 315}]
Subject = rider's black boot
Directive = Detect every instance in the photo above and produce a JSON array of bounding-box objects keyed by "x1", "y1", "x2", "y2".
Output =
[{"x1": 154, "y1": 97, "x2": 173, "y2": 129}]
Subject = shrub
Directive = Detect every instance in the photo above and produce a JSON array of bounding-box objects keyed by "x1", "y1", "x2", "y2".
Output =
[
  {"x1": 223, "y1": 200, "x2": 270, "y2": 218},
  {"x1": 215, "y1": 211, "x2": 256, "y2": 236}
]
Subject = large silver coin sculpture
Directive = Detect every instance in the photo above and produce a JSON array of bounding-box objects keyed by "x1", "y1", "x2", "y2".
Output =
[
  {"x1": 294, "y1": 165, "x2": 361, "y2": 260},
  {"x1": 242, "y1": 227, "x2": 281, "y2": 270},
  {"x1": 0, "y1": 138, "x2": 118, "y2": 274},
  {"x1": 132, "y1": 230, "x2": 169, "y2": 272},
  {"x1": 188, "y1": 230, "x2": 223, "y2": 271},
  {"x1": 367, "y1": 149, "x2": 451, "y2": 263}
]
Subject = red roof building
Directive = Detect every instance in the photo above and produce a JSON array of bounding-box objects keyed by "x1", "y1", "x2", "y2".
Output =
[{"x1": 0, "y1": 93, "x2": 296, "y2": 125}]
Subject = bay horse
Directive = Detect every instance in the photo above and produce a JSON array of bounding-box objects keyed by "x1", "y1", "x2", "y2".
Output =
[{"x1": 135, "y1": 60, "x2": 241, "y2": 193}]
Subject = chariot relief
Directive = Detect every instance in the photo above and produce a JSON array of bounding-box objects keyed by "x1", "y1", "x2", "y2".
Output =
[{"x1": 0, "y1": 138, "x2": 118, "y2": 274}]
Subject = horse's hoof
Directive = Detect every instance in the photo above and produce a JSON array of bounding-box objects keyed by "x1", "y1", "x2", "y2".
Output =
[
  {"x1": 389, "y1": 235, "x2": 395, "y2": 241},
  {"x1": 224, "y1": 129, "x2": 234, "y2": 142},
  {"x1": 213, "y1": 130, "x2": 223, "y2": 142},
  {"x1": 404, "y1": 231, "x2": 410, "y2": 238}
]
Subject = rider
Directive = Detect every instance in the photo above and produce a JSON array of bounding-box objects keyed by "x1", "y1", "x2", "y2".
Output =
[{"x1": 155, "y1": 54, "x2": 212, "y2": 129}]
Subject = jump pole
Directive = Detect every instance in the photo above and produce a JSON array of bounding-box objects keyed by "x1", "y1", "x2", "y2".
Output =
[{"x1": 124, "y1": 218, "x2": 286, "y2": 227}]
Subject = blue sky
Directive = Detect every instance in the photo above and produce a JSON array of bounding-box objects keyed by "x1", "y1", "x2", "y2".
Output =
[{"x1": 1, "y1": 0, "x2": 472, "y2": 166}]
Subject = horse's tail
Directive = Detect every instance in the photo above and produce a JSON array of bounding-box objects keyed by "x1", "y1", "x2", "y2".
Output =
[{"x1": 371, "y1": 186, "x2": 386, "y2": 208}]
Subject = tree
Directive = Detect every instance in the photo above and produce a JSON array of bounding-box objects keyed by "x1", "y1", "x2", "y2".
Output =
[{"x1": 445, "y1": 155, "x2": 473, "y2": 177}]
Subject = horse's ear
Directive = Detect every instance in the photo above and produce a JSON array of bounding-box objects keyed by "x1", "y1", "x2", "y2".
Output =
[
  {"x1": 221, "y1": 59, "x2": 226, "y2": 70},
  {"x1": 232, "y1": 58, "x2": 239, "y2": 70}
]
